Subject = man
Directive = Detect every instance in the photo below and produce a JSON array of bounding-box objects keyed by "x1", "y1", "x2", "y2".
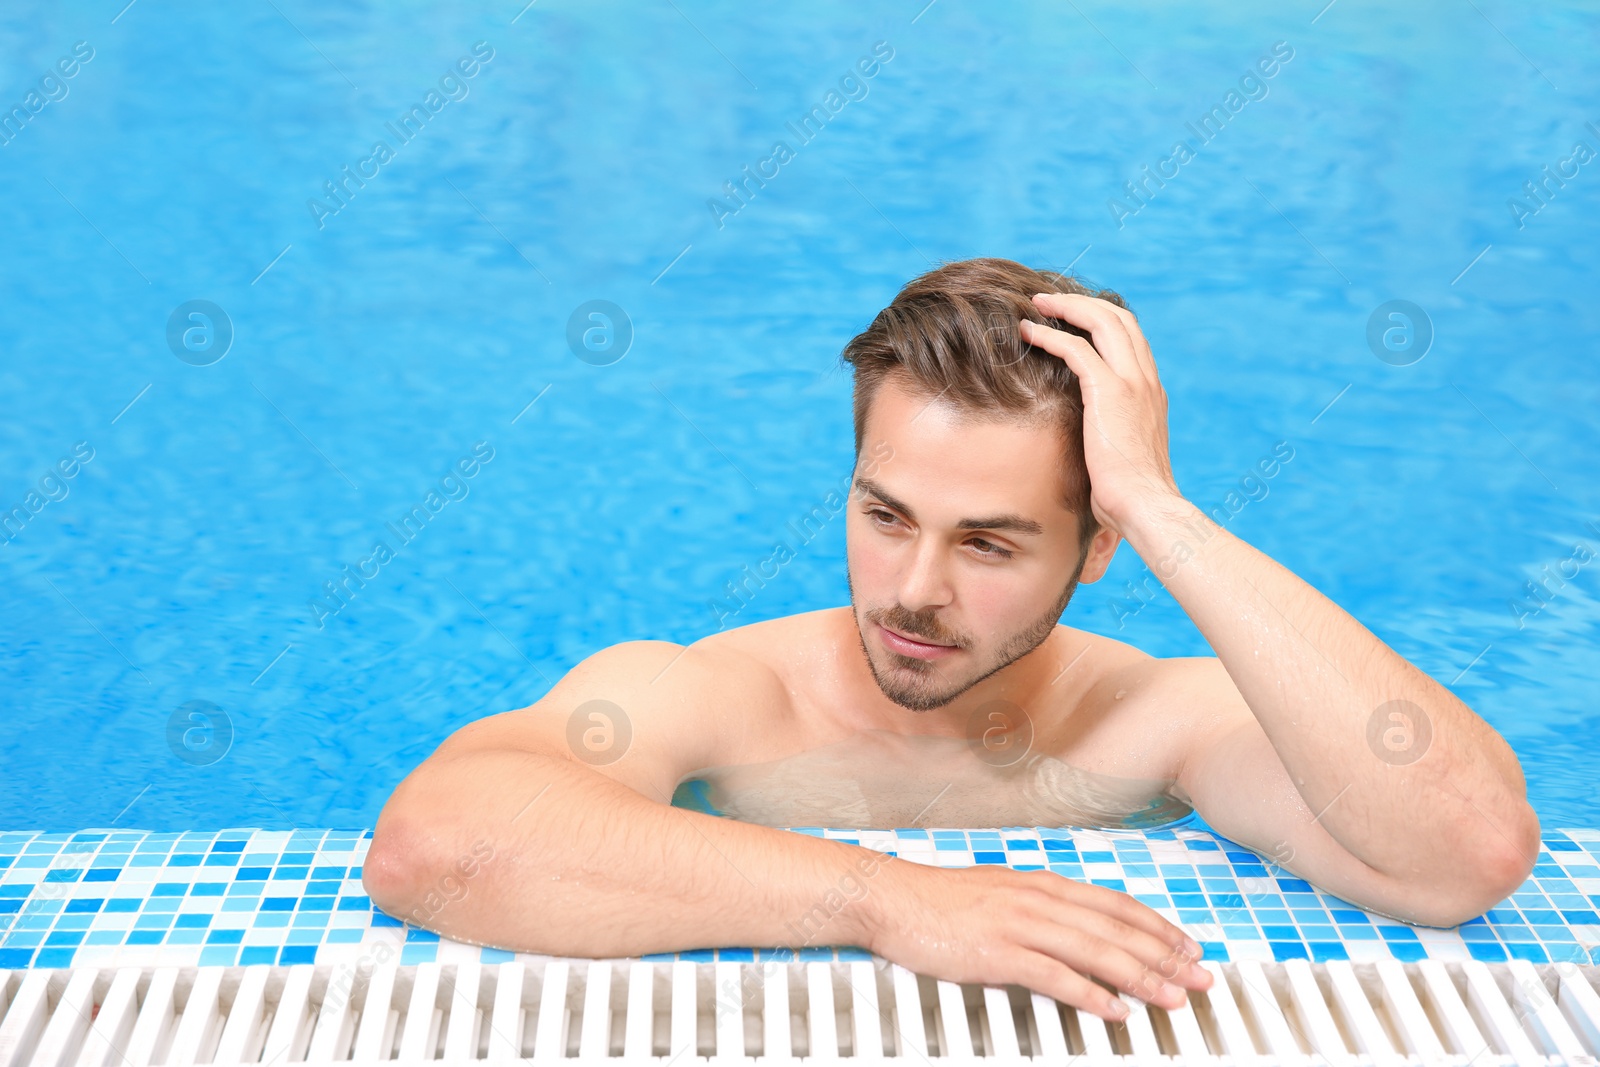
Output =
[{"x1": 365, "y1": 257, "x2": 1537, "y2": 1022}]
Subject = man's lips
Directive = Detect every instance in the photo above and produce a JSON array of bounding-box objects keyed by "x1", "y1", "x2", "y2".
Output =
[{"x1": 877, "y1": 622, "x2": 959, "y2": 660}]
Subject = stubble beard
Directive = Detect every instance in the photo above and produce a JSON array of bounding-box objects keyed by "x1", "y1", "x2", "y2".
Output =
[{"x1": 847, "y1": 549, "x2": 1088, "y2": 712}]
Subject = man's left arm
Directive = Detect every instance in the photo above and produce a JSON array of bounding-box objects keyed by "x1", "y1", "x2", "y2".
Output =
[{"x1": 1021, "y1": 294, "x2": 1539, "y2": 926}]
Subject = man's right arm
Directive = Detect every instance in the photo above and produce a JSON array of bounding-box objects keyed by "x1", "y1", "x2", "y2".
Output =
[
  {"x1": 362, "y1": 640, "x2": 1212, "y2": 1022},
  {"x1": 364, "y1": 639, "x2": 888, "y2": 956}
]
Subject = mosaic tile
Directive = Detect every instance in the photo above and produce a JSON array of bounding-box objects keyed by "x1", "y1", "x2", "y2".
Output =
[{"x1": 1, "y1": 825, "x2": 1596, "y2": 969}]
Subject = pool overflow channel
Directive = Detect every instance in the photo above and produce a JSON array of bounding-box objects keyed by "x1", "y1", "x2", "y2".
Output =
[{"x1": 3, "y1": 956, "x2": 1600, "y2": 1065}]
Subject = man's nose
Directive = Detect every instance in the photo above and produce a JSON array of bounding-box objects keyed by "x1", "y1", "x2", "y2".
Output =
[{"x1": 896, "y1": 537, "x2": 954, "y2": 614}]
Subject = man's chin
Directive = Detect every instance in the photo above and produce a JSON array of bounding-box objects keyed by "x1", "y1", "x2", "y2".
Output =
[
  {"x1": 880, "y1": 687, "x2": 963, "y2": 713},
  {"x1": 867, "y1": 653, "x2": 973, "y2": 712}
]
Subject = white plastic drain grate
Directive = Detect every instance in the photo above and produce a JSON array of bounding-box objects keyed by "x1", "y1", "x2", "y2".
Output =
[{"x1": 1, "y1": 957, "x2": 1598, "y2": 1065}]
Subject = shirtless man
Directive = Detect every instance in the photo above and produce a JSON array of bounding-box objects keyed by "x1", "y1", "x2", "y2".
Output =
[{"x1": 365, "y1": 257, "x2": 1537, "y2": 1022}]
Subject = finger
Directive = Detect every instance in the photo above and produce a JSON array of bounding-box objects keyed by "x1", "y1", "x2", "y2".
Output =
[
  {"x1": 1097, "y1": 301, "x2": 1161, "y2": 389},
  {"x1": 1057, "y1": 906, "x2": 1212, "y2": 992},
  {"x1": 1024, "y1": 895, "x2": 1209, "y2": 1004},
  {"x1": 1028, "y1": 923, "x2": 1192, "y2": 1010},
  {"x1": 1051, "y1": 877, "x2": 1200, "y2": 957},
  {"x1": 1049, "y1": 294, "x2": 1152, "y2": 390},
  {"x1": 1010, "y1": 948, "x2": 1139, "y2": 1022},
  {"x1": 1056, "y1": 904, "x2": 1206, "y2": 980},
  {"x1": 1018, "y1": 317, "x2": 1104, "y2": 393},
  {"x1": 1030, "y1": 292, "x2": 1142, "y2": 380},
  {"x1": 1041, "y1": 884, "x2": 1185, "y2": 963}
]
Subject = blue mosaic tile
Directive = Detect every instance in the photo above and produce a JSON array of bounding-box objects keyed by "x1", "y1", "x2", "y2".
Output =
[{"x1": 2, "y1": 825, "x2": 1597, "y2": 970}]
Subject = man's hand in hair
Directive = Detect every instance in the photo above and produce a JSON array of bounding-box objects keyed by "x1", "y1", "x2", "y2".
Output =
[{"x1": 1019, "y1": 294, "x2": 1180, "y2": 535}]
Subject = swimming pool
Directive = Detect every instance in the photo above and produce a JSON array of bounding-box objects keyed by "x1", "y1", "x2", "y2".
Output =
[{"x1": 1, "y1": 0, "x2": 1596, "y2": 842}]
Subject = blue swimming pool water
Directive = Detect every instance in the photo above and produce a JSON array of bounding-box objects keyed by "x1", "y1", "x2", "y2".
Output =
[{"x1": 1, "y1": 2, "x2": 1595, "y2": 831}]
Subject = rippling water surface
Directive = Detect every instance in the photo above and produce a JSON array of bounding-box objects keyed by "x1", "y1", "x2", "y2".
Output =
[{"x1": 1, "y1": 2, "x2": 1595, "y2": 829}]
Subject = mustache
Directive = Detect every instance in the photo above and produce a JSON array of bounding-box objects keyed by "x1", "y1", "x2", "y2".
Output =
[{"x1": 875, "y1": 610, "x2": 964, "y2": 647}]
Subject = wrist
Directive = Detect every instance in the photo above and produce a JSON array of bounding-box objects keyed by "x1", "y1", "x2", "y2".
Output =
[
  {"x1": 843, "y1": 849, "x2": 909, "y2": 953},
  {"x1": 1116, "y1": 492, "x2": 1206, "y2": 558}
]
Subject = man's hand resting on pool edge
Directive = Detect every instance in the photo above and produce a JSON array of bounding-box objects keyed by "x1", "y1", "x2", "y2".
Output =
[{"x1": 863, "y1": 857, "x2": 1211, "y2": 1021}]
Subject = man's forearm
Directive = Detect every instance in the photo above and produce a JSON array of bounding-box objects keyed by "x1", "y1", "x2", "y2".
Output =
[
  {"x1": 364, "y1": 749, "x2": 895, "y2": 956},
  {"x1": 1121, "y1": 493, "x2": 1538, "y2": 884}
]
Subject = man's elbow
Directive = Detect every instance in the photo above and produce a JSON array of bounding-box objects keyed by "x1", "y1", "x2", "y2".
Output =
[
  {"x1": 1407, "y1": 803, "x2": 1541, "y2": 927},
  {"x1": 1469, "y1": 803, "x2": 1541, "y2": 909},
  {"x1": 363, "y1": 815, "x2": 434, "y2": 921}
]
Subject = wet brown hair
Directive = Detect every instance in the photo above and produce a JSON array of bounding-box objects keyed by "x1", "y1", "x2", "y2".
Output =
[{"x1": 839, "y1": 256, "x2": 1129, "y2": 552}]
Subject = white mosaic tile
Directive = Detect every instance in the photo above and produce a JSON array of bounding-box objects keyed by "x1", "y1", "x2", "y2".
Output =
[{"x1": 1, "y1": 826, "x2": 1594, "y2": 970}]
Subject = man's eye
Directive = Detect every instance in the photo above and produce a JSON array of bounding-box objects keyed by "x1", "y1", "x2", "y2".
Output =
[
  {"x1": 970, "y1": 538, "x2": 1014, "y2": 559},
  {"x1": 867, "y1": 509, "x2": 898, "y2": 526}
]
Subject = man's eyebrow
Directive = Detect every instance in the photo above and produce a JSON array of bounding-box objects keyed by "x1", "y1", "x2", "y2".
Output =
[{"x1": 853, "y1": 477, "x2": 1045, "y2": 536}]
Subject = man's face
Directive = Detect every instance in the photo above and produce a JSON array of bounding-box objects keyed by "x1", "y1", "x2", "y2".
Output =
[{"x1": 846, "y1": 375, "x2": 1103, "y2": 712}]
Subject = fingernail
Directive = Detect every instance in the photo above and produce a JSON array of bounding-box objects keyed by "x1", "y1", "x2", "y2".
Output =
[
  {"x1": 1184, "y1": 937, "x2": 1202, "y2": 956},
  {"x1": 1107, "y1": 999, "x2": 1129, "y2": 1020}
]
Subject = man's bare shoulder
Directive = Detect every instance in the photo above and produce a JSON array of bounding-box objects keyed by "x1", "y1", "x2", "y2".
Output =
[
  {"x1": 695, "y1": 607, "x2": 873, "y2": 695},
  {"x1": 433, "y1": 635, "x2": 801, "y2": 798},
  {"x1": 1094, "y1": 651, "x2": 1250, "y2": 723},
  {"x1": 486, "y1": 610, "x2": 844, "y2": 761},
  {"x1": 692, "y1": 605, "x2": 850, "y2": 673},
  {"x1": 1044, "y1": 628, "x2": 1250, "y2": 773},
  {"x1": 566, "y1": 636, "x2": 798, "y2": 723},
  {"x1": 1072, "y1": 638, "x2": 1254, "y2": 770}
]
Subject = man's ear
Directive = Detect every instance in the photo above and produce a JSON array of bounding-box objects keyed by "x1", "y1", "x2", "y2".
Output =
[{"x1": 1075, "y1": 523, "x2": 1122, "y2": 585}]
